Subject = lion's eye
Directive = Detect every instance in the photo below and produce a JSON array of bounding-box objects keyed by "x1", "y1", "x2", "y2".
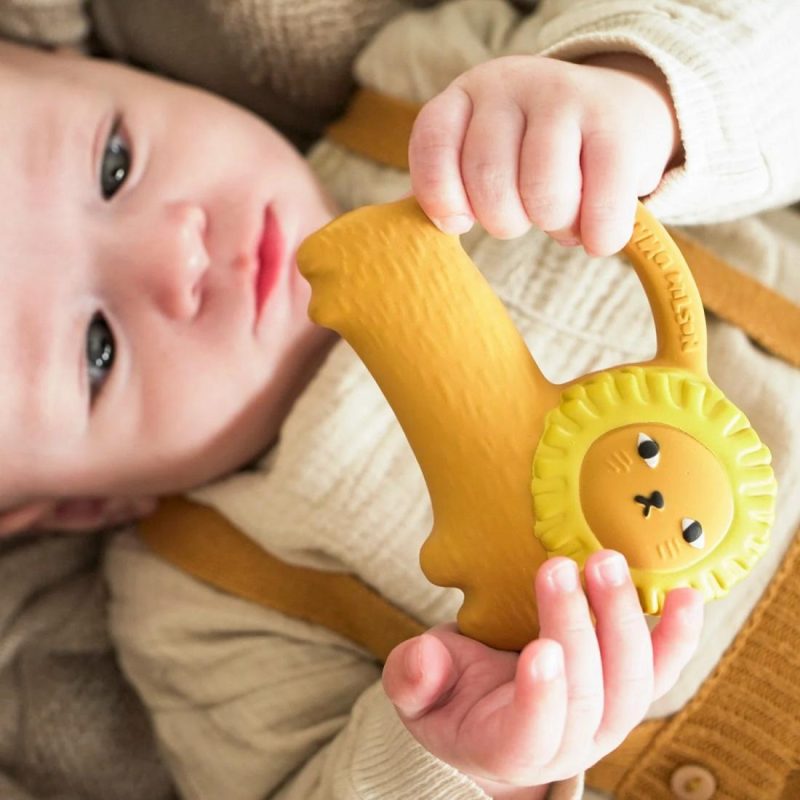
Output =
[
  {"x1": 637, "y1": 433, "x2": 660, "y2": 468},
  {"x1": 682, "y1": 518, "x2": 704, "y2": 549}
]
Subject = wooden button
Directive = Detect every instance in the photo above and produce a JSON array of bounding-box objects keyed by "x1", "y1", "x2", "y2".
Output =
[{"x1": 670, "y1": 764, "x2": 717, "y2": 800}]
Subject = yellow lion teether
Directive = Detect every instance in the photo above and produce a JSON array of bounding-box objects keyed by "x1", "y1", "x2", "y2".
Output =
[{"x1": 298, "y1": 198, "x2": 777, "y2": 651}]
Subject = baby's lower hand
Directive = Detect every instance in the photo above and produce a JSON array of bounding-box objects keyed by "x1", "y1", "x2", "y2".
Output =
[
  {"x1": 382, "y1": 551, "x2": 702, "y2": 798},
  {"x1": 409, "y1": 54, "x2": 681, "y2": 255}
]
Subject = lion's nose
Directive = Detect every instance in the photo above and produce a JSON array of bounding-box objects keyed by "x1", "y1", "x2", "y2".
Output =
[{"x1": 634, "y1": 490, "x2": 665, "y2": 517}]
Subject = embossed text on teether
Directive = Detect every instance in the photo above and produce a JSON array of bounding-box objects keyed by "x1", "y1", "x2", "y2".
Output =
[{"x1": 631, "y1": 222, "x2": 700, "y2": 353}]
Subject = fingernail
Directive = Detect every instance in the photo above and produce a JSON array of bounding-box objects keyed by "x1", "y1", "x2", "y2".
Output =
[
  {"x1": 596, "y1": 552, "x2": 628, "y2": 587},
  {"x1": 548, "y1": 560, "x2": 578, "y2": 593},
  {"x1": 432, "y1": 214, "x2": 473, "y2": 235},
  {"x1": 531, "y1": 643, "x2": 563, "y2": 682}
]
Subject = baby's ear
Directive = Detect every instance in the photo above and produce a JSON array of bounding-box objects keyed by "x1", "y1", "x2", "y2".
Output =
[
  {"x1": 30, "y1": 496, "x2": 158, "y2": 534},
  {"x1": 0, "y1": 502, "x2": 52, "y2": 536}
]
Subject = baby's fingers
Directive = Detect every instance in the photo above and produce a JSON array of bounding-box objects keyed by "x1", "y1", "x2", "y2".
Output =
[
  {"x1": 585, "y1": 551, "x2": 654, "y2": 753},
  {"x1": 409, "y1": 87, "x2": 474, "y2": 236},
  {"x1": 476, "y1": 639, "x2": 567, "y2": 780},
  {"x1": 579, "y1": 129, "x2": 639, "y2": 256},
  {"x1": 651, "y1": 588, "x2": 704, "y2": 700},
  {"x1": 382, "y1": 633, "x2": 458, "y2": 721},
  {"x1": 519, "y1": 116, "x2": 582, "y2": 240},
  {"x1": 460, "y1": 99, "x2": 530, "y2": 239}
]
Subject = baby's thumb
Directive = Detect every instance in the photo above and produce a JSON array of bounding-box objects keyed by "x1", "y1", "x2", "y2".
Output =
[{"x1": 382, "y1": 633, "x2": 459, "y2": 721}]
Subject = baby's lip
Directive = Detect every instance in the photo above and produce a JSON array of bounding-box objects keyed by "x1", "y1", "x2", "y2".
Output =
[{"x1": 253, "y1": 204, "x2": 285, "y2": 328}]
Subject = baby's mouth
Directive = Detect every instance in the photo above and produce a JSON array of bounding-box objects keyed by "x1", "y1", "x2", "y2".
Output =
[{"x1": 254, "y1": 205, "x2": 285, "y2": 326}]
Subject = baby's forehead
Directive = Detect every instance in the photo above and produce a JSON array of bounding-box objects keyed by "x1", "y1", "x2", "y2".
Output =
[
  {"x1": 0, "y1": 41, "x2": 57, "y2": 102},
  {"x1": 0, "y1": 40, "x2": 99, "y2": 101}
]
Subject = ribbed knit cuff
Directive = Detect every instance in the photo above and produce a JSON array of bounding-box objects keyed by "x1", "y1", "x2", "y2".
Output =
[{"x1": 527, "y1": 4, "x2": 768, "y2": 224}]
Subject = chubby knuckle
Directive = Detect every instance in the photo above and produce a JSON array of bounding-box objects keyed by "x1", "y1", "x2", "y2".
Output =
[
  {"x1": 605, "y1": 617, "x2": 650, "y2": 650},
  {"x1": 551, "y1": 611, "x2": 593, "y2": 639},
  {"x1": 567, "y1": 684, "x2": 603, "y2": 719},
  {"x1": 520, "y1": 187, "x2": 566, "y2": 226},
  {"x1": 465, "y1": 159, "x2": 509, "y2": 197},
  {"x1": 518, "y1": 180, "x2": 555, "y2": 208},
  {"x1": 410, "y1": 109, "x2": 463, "y2": 159},
  {"x1": 608, "y1": 605, "x2": 649, "y2": 637},
  {"x1": 410, "y1": 127, "x2": 458, "y2": 169},
  {"x1": 584, "y1": 125, "x2": 622, "y2": 156},
  {"x1": 411, "y1": 169, "x2": 453, "y2": 204},
  {"x1": 582, "y1": 197, "x2": 620, "y2": 227}
]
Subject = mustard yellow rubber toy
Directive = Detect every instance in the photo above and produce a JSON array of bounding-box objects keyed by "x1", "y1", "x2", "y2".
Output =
[{"x1": 297, "y1": 198, "x2": 777, "y2": 652}]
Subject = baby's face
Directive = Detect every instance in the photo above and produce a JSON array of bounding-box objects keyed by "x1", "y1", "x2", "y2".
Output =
[{"x1": 0, "y1": 42, "x2": 336, "y2": 533}]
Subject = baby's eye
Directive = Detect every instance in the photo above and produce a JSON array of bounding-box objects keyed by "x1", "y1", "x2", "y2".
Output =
[
  {"x1": 86, "y1": 313, "x2": 115, "y2": 402},
  {"x1": 637, "y1": 432, "x2": 660, "y2": 468},
  {"x1": 100, "y1": 120, "x2": 131, "y2": 200}
]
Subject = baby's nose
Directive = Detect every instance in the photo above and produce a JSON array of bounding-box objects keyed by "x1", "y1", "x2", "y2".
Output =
[{"x1": 144, "y1": 202, "x2": 210, "y2": 321}]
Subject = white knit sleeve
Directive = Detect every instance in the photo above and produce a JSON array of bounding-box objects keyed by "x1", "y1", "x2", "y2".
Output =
[
  {"x1": 105, "y1": 531, "x2": 581, "y2": 800},
  {"x1": 510, "y1": 0, "x2": 800, "y2": 222}
]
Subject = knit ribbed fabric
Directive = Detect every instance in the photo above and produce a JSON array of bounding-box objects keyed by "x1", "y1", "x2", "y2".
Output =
[
  {"x1": 89, "y1": 0, "x2": 431, "y2": 149},
  {"x1": 616, "y1": 531, "x2": 800, "y2": 799},
  {"x1": 0, "y1": 534, "x2": 174, "y2": 800}
]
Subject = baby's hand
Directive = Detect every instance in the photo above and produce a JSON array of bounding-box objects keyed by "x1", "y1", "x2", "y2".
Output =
[
  {"x1": 409, "y1": 54, "x2": 681, "y2": 255},
  {"x1": 382, "y1": 551, "x2": 702, "y2": 798}
]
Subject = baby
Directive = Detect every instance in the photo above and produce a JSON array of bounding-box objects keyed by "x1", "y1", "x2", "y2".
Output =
[
  {"x1": 2, "y1": 1, "x2": 800, "y2": 798},
  {"x1": 0, "y1": 37, "x2": 336, "y2": 533}
]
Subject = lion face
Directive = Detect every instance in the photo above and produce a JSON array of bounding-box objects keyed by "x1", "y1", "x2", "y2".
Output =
[
  {"x1": 579, "y1": 423, "x2": 733, "y2": 571},
  {"x1": 531, "y1": 367, "x2": 776, "y2": 613}
]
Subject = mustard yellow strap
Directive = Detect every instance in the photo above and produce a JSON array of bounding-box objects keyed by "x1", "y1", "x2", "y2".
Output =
[
  {"x1": 668, "y1": 227, "x2": 800, "y2": 368},
  {"x1": 327, "y1": 87, "x2": 418, "y2": 170},
  {"x1": 326, "y1": 88, "x2": 800, "y2": 369},
  {"x1": 137, "y1": 496, "x2": 425, "y2": 663}
]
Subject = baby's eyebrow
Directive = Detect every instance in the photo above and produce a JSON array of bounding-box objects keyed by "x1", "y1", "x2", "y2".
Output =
[
  {"x1": 1, "y1": 278, "x2": 89, "y2": 451},
  {"x1": 22, "y1": 90, "x2": 100, "y2": 192}
]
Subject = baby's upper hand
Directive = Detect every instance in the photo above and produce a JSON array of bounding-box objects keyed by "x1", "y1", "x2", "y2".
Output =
[
  {"x1": 409, "y1": 54, "x2": 681, "y2": 256},
  {"x1": 382, "y1": 551, "x2": 703, "y2": 797}
]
